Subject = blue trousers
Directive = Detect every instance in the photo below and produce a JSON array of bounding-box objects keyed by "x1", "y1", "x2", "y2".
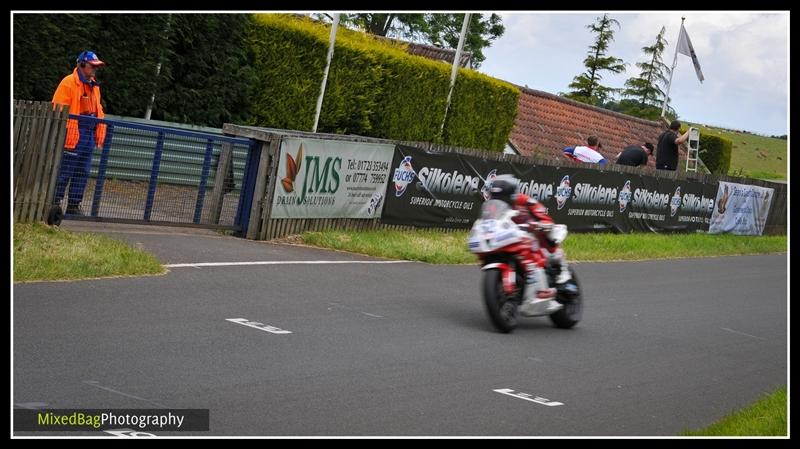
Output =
[{"x1": 54, "y1": 129, "x2": 95, "y2": 207}]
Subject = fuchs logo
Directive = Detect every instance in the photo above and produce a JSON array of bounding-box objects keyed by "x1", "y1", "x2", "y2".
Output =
[
  {"x1": 480, "y1": 169, "x2": 498, "y2": 201},
  {"x1": 367, "y1": 192, "x2": 384, "y2": 216},
  {"x1": 670, "y1": 186, "x2": 682, "y2": 217},
  {"x1": 618, "y1": 180, "x2": 632, "y2": 213},
  {"x1": 555, "y1": 175, "x2": 572, "y2": 210},
  {"x1": 392, "y1": 156, "x2": 416, "y2": 197}
]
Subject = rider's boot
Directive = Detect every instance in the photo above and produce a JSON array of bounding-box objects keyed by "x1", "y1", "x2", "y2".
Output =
[
  {"x1": 548, "y1": 247, "x2": 573, "y2": 286},
  {"x1": 520, "y1": 266, "x2": 561, "y2": 316}
]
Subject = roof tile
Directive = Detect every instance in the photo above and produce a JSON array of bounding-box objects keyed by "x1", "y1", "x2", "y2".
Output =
[{"x1": 509, "y1": 86, "x2": 687, "y2": 168}]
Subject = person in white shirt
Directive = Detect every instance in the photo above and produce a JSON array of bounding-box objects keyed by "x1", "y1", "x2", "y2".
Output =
[{"x1": 562, "y1": 135, "x2": 608, "y2": 165}]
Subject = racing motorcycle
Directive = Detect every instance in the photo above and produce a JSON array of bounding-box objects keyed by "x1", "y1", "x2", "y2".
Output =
[{"x1": 468, "y1": 199, "x2": 583, "y2": 333}]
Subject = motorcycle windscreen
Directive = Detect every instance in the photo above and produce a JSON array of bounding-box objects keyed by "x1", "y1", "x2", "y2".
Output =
[{"x1": 480, "y1": 200, "x2": 511, "y2": 220}]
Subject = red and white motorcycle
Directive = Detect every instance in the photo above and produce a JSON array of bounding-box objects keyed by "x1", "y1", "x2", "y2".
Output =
[{"x1": 468, "y1": 199, "x2": 583, "y2": 333}]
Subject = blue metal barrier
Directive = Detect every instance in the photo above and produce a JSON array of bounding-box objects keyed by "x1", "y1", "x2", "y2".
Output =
[
  {"x1": 235, "y1": 140, "x2": 262, "y2": 236},
  {"x1": 194, "y1": 139, "x2": 215, "y2": 224},
  {"x1": 90, "y1": 124, "x2": 114, "y2": 218},
  {"x1": 61, "y1": 115, "x2": 256, "y2": 231}
]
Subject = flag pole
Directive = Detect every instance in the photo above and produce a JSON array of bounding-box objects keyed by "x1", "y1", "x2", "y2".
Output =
[
  {"x1": 660, "y1": 16, "x2": 685, "y2": 118},
  {"x1": 440, "y1": 13, "x2": 471, "y2": 137},
  {"x1": 313, "y1": 13, "x2": 340, "y2": 133}
]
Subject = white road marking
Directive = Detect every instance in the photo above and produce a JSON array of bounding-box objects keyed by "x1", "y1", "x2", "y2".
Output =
[
  {"x1": 328, "y1": 302, "x2": 384, "y2": 318},
  {"x1": 165, "y1": 260, "x2": 409, "y2": 268},
  {"x1": 493, "y1": 388, "x2": 564, "y2": 406},
  {"x1": 104, "y1": 428, "x2": 157, "y2": 437},
  {"x1": 721, "y1": 327, "x2": 766, "y2": 341},
  {"x1": 82, "y1": 381, "x2": 168, "y2": 408},
  {"x1": 226, "y1": 318, "x2": 292, "y2": 334}
]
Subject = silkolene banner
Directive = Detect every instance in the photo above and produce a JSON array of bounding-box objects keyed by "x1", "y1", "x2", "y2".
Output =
[
  {"x1": 381, "y1": 145, "x2": 718, "y2": 232},
  {"x1": 271, "y1": 137, "x2": 395, "y2": 219},
  {"x1": 381, "y1": 145, "x2": 504, "y2": 228},
  {"x1": 550, "y1": 168, "x2": 719, "y2": 232},
  {"x1": 708, "y1": 181, "x2": 774, "y2": 235}
]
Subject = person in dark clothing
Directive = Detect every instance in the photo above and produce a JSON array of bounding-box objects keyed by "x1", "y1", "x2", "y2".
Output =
[
  {"x1": 655, "y1": 120, "x2": 691, "y2": 171},
  {"x1": 615, "y1": 143, "x2": 654, "y2": 167}
]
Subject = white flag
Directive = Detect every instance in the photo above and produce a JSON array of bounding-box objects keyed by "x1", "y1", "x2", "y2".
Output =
[{"x1": 677, "y1": 23, "x2": 704, "y2": 83}]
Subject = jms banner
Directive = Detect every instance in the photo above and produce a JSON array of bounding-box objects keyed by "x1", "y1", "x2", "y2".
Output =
[
  {"x1": 708, "y1": 181, "x2": 774, "y2": 235},
  {"x1": 381, "y1": 145, "x2": 718, "y2": 232},
  {"x1": 271, "y1": 138, "x2": 395, "y2": 219}
]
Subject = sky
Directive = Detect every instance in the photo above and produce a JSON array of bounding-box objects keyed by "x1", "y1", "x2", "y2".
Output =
[{"x1": 478, "y1": 11, "x2": 789, "y2": 136}]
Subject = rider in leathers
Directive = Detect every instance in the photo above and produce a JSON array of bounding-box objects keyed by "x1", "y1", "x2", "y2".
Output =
[{"x1": 488, "y1": 174, "x2": 572, "y2": 311}]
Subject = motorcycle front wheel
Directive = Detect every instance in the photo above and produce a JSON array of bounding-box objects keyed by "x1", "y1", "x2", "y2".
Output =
[{"x1": 482, "y1": 269, "x2": 518, "y2": 333}]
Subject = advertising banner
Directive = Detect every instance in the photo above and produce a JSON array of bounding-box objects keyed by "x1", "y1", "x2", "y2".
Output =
[
  {"x1": 708, "y1": 181, "x2": 774, "y2": 235},
  {"x1": 381, "y1": 145, "x2": 718, "y2": 232},
  {"x1": 381, "y1": 145, "x2": 498, "y2": 227},
  {"x1": 271, "y1": 138, "x2": 395, "y2": 219}
]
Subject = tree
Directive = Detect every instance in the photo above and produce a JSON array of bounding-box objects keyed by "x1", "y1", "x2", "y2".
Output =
[
  {"x1": 422, "y1": 14, "x2": 504, "y2": 68},
  {"x1": 622, "y1": 26, "x2": 670, "y2": 108},
  {"x1": 316, "y1": 13, "x2": 505, "y2": 68},
  {"x1": 338, "y1": 13, "x2": 427, "y2": 39},
  {"x1": 562, "y1": 14, "x2": 626, "y2": 106},
  {"x1": 599, "y1": 26, "x2": 679, "y2": 121}
]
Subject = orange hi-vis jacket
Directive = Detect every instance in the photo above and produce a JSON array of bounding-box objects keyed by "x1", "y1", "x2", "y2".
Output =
[{"x1": 52, "y1": 68, "x2": 106, "y2": 150}]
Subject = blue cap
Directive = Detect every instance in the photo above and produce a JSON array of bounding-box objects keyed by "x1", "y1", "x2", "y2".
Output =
[{"x1": 77, "y1": 51, "x2": 105, "y2": 66}]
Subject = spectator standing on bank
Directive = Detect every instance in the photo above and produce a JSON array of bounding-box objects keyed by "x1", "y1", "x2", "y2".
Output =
[{"x1": 655, "y1": 120, "x2": 690, "y2": 171}]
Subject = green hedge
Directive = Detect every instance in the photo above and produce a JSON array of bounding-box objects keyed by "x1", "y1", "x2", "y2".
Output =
[
  {"x1": 246, "y1": 15, "x2": 387, "y2": 135},
  {"x1": 15, "y1": 14, "x2": 520, "y2": 151},
  {"x1": 682, "y1": 125, "x2": 733, "y2": 174},
  {"x1": 13, "y1": 14, "x2": 250, "y2": 127},
  {"x1": 246, "y1": 14, "x2": 519, "y2": 151},
  {"x1": 444, "y1": 69, "x2": 520, "y2": 150}
]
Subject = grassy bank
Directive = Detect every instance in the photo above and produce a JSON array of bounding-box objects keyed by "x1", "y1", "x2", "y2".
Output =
[
  {"x1": 688, "y1": 122, "x2": 787, "y2": 180},
  {"x1": 681, "y1": 386, "x2": 787, "y2": 436},
  {"x1": 13, "y1": 222, "x2": 165, "y2": 282},
  {"x1": 300, "y1": 230, "x2": 787, "y2": 264}
]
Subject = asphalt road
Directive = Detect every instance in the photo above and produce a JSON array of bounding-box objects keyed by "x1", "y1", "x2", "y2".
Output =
[{"x1": 13, "y1": 224, "x2": 788, "y2": 436}]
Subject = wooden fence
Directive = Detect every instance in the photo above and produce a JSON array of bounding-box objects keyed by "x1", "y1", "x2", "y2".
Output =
[
  {"x1": 13, "y1": 100, "x2": 69, "y2": 223},
  {"x1": 226, "y1": 124, "x2": 788, "y2": 240}
]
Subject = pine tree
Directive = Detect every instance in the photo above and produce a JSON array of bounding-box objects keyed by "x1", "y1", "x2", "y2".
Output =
[
  {"x1": 622, "y1": 26, "x2": 671, "y2": 108},
  {"x1": 562, "y1": 14, "x2": 626, "y2": 106}
]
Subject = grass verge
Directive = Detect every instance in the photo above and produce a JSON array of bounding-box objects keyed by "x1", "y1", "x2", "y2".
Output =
[
  {"x1": 300, "y1": 230, "x2": 786, "y2": 264},
  {"x1": 14, "y1": 222, "x2": 165, "y2": 282},
  {"x1": 681, "y1": 386, "x2": 787, "y2": 436}
]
